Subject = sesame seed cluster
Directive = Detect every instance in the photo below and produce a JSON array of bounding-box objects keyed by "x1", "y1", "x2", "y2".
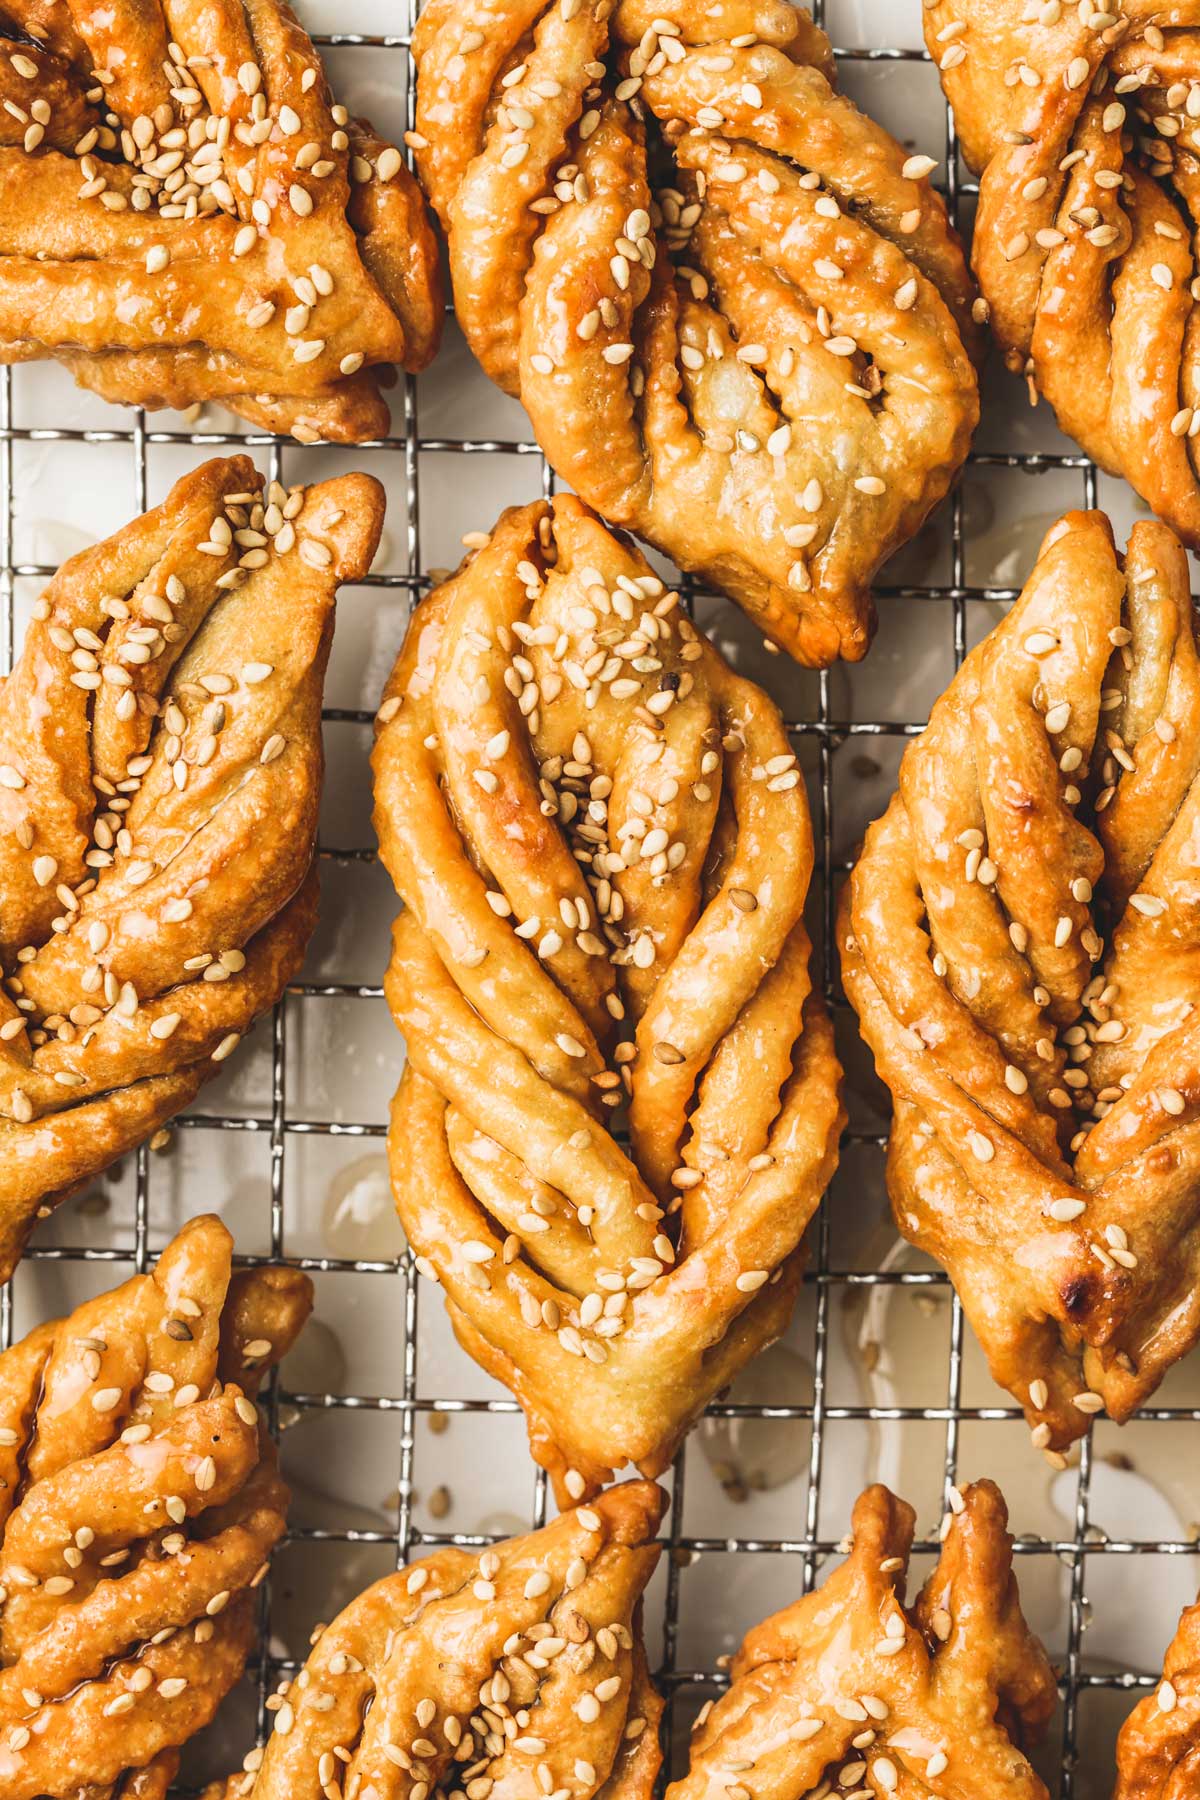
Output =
[
  {"x1": 671, "y1": 1481, "x2": 1056, "y2": 1800},
  {"x1": 411, "y1": 0, "x2": 980, "y2": 667},
  {"x1": 208, "y1": 1478, "x2": 664, "y2": 1800},
  {"x1": 0, "y1": 0, "x2": 442, "y2": 441},
  {"x1": 372, "y1": 495, "x2": 844, "y2": 1504},
  {"x1": 841, "y1": 509, "x2": 1200, "y2": 1461},
  {"x1": 0, "y1": 1213, "x2": 311, "y2": 1799},
  {"x1": 0, "y1": 453, "x2": 383, "y2": 1266},
  {"x1": 927, "y1": 0, "x2": 1200, "y2": 549}
]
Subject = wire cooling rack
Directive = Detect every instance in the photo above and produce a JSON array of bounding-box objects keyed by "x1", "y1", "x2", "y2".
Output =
[{"x1": 1, "y1": 2, "x2": 1198, "y2": 1794}]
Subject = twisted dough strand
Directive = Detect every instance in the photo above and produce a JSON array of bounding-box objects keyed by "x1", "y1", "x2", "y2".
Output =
[
  {"x1": 926, "y1": 2, "x2": 1200, "y2": 546},
  {"x1": 0, "y1": 454, "x2": 383, "y2": 1272},
  {"x1": 413, "y1": 0, "x2": 979, "y2": 666},
  {"x1": 373, "y1": 497, "x2": 843, "y2": 1503},
  {"x1": 842, "y1": 509, "x2": 1200, "y2": 1458},
  {"x1": 208, "y1": 1480, "x2": 664, "y2": 1800},
  {"x1": 669, "y1": 1481, "x2": 1055, "y2": 1800},
  {"x1": 0, "y1": 1214, "x2": 311, "y2": 1800}
]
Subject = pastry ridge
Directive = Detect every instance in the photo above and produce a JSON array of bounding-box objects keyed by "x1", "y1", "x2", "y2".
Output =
[
  {"x1": 842, "y1": 507, "x2": 1200, "y2": 1454},
  {"x1": 0, "y1": 1212, "x2": 311, "y2": 1800},
  {"x1": 0, "y1": 453, "x2": 384, "y2": 1271},
  {"x1": 412, "y1": 0, "x2": 979, "y2": 666},
  {"x1": 372, "y1": 495, "x2": 843, "y2": 1504}
]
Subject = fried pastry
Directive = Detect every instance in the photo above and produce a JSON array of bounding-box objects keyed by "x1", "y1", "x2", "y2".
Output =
[
  {"x1": 204, "y1": 1477, "x2": 664, "y2": 1800},
  {"x1": 0, "y1": 0, "x2": 442, "y2": 442},
  {"x1": 842, "y1": 509, "x2": 1200, "y2": 1455},
  {"x1": 1115, "y1": 1591, "x2": 1200, "y2": 1798},
  {"x1": 671, "y1": 1480, "x2": 1056, "y2": 1800},
  {"x1": 0, "y1": 1212, "x2": 312, "y2": 1800},
  {"x1": 925, "y1": 3, "x2": 1200, "y2": 547},
  {"x1": 412, "y1": 0, "x2": 979, "y2": 667},
  {"x1": 372, "y1": 496, "x2": 843, "y2": 1504},
  {"x1": 0, "y1": 452, "x2": 383, "y2": 1274}
]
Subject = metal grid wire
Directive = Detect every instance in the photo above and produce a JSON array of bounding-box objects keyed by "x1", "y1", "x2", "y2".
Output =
[{"x1": 0, "y1": 2, "x2": 1196, "y2": 1793}]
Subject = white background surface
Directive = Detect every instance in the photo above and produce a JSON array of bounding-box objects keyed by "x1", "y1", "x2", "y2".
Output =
[{"x1": 4, "y1": 3, "x2": 1198, "y2": 1791}]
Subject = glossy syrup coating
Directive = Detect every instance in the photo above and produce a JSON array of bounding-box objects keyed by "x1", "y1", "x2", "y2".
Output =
[
  {"x1": 206, "y1": 1479, "x2": 664, "y2": 1800},
  {"x1": 842, "y1": 509, "x2": 1200, "y2": 1457},
  {"x1": 0, "y1": 454, "x2": 384, "y2": 1272},
  {"x1": 926, "y1": 2, "x2": 1200, "y2": 547},
  {"x1": 372, "y1": 496, "x2": 843, "y2": 1503},
  {"x1": 0, "y1": 0, "x2": 442, "y2": 440},
  {"x1": 412, "y1": 0, "x2": 979, "y2": 667},
  {"x1": 0, "y1": 1213, "x2": 312, "y2": 1800}
]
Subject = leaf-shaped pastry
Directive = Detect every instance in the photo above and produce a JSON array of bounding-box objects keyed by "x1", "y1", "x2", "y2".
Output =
[
  {"x1": 0, "y1": 1213, "x2": 311, "y2": 1800},
  {"x1": 926, "y1": 2, "x2": 1200, "y2": 548},
  {"x1": 0, "y1": 0, "x2": 442, "y2": 440},
  {"x1": 0, "y1": 453, "x2": 383, "y2": 1273},
  {"x1": 372, "y1": 495, "x2": 843, "y2": 1503},
  {"x1": 672, "y1": 1481, "x2": 1055, "y2": 1800},
  {"x1": 1114, "y1": 1591, "x2": 1200, "y2": 1798},
  {"x1": 412, "y1": 0, "x2": 979, "y2": 667},
  {"x1": 207, "y1": 1479, "x2": 664, "y2": 1800},
  {"x1": 842, "y1": 509, "x2": 1200, "y2": 1454}
]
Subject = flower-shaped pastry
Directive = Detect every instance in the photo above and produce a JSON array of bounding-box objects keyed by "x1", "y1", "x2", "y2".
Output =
[
  {"x1": 372, "y1": 496, "x2": 843, "y2": 1503},
  {"x1": 0, "y1": 0, "x2": 442, "y2": 441},
  {"x1": 926, "y1": 2, "x2": 1200, "y2": 546},
  {"x1": 206, "y1": 1478, "x2": 664, "y2": 1800},
  {"x1": 0, "y1": 453, "x2": 383, "y2": 1274},
  {"x1": 0, "y1": 1212, "x2": 312, "y2": 1799},
  {"x1": 412, "y1": 0, "x2": 979, "y2": 667},
  {"x1": 671, "y1": 1481, "x2": 1056, "y2": 1800},
  {"x1": 1115, "y1": 1591, "x2": 1200, "y2": 1798},
  {"x1": 842, "y1": 510, "x2": 1200, "y2": 1456}
]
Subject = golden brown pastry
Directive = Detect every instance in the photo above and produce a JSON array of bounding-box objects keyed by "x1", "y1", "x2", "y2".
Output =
[
  {"x1": 372, "y1": 496, "x2": 843, "y2": 1504},
  {"x1": 0, "y1": 1212, "x2": 312, "y2": 1800},
  {"x1": 1115, "y1": 1592, "x2": 1200, "y2": 1798},
  {"x1": 204, "y1": 1478, "x2": 664, "y2": 1800},
  {"x1": 412, "y1": 0, "x2": 979, "y2": 667},
  {"x1": 0, "y1": 452, "x2": 383, "y2": 1275},
  {"x1": 671, "y1": 1480, "x2": 1056, "y2": 1800},
  {"x1": 842, "y1": 510, "x2": 1200, "y2": 1457},
  {"x1": 0, "y1": 0, "x2": 442, "y2": 441},
  {"x1": 925, "y1": 3, "x2": 1200, "y2": 546}
]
